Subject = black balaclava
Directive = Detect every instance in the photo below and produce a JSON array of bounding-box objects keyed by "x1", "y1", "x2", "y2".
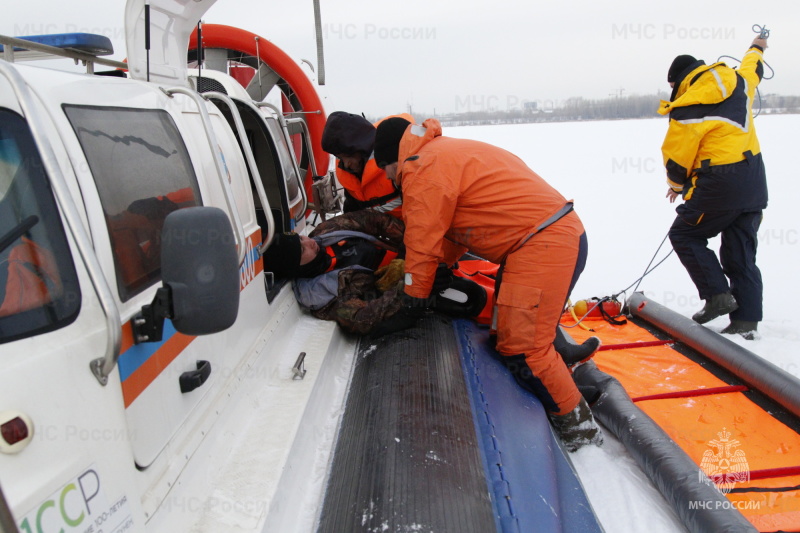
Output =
[
  {"x1": 296, "y1": 242, "x2": 332, "y2": 278},
  {"x1": 321, "y1": 111, "x2": 376, "y2": 156}
]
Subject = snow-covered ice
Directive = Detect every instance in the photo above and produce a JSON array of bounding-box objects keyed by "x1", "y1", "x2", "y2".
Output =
[{"x1": 448, "y1": 113, "x2": 799, "y2": 532}]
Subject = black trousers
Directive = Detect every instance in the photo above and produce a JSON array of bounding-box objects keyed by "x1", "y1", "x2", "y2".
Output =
[{"x1": 669, "y1": 207, "x2": 763, "y2": 322}]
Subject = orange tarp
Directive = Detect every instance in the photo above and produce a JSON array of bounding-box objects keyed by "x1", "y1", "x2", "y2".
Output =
[{"x1": 562, "y1": 315, "x2": 800, "y2": 531}]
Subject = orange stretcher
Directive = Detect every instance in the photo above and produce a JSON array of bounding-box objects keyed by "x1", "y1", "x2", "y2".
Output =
[{"x1": 562, "y1": 314, "x2": 800, "y2": 532}]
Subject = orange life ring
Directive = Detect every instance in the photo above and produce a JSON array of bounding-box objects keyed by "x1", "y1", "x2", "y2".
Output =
[{"x1": 188, "y1": 25, "x2": 330, "y2": 196}]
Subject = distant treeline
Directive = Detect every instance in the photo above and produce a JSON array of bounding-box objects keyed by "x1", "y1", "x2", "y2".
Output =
[{"x1": 395, "y1": 93, "x2": 800, "y2": 127}]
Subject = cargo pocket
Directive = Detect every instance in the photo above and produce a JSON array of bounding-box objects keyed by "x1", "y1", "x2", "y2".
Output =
[{"x1": 495, "y1": 281, "x2": 542, "y2": 355}]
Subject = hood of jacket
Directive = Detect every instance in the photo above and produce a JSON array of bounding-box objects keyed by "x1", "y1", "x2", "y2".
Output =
[
  {"x1": 321, "y1": 111, "x2": 376, "y2": 156},
  {"x1": 658, "y1": 62, "x2": 738, "y2": 115}
]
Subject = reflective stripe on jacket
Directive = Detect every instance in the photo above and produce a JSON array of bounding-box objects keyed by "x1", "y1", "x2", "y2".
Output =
[{"x1": 658, "y1": 46, "x2": 767, "y2": 210}]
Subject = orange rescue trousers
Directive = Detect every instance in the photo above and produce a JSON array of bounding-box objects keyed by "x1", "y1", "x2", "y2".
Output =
[{"x1": 495, "y1": 212, "x2": 585, "y2": 416}]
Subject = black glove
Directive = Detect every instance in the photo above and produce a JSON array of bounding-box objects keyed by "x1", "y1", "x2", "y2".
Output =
[
  {"x1": 369, "y1": 295, "x2": 428, "y2": 338},
  {"x1": 432, "y1": 263, "x2": 455, "y2": 294}
]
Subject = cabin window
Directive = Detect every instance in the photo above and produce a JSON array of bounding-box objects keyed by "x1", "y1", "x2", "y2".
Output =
[
  {"x1": 63, "y1": 105, "x2": 202, "y2": 301},
  {"x1": 271, "y1": 118, "x2": 305, "y2": 223},
  {"x1": 241, "y1": 108, "x2": 303, "y2": 233},
  {"x1": 0, "y1": 109, "x2": 81, "y2": 343},
  {"x1": 211, "y1": 98, "x2": 305, "y2": 234}
]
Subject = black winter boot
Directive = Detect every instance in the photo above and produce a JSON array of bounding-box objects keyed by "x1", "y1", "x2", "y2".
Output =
[
  {"x1": 554, "y1": 327, "x2": 601, "y2": 368},
  {"x1": 549, "y1": 397, "x2": 603, "y2": 453},
  {"x1": 559, "y1": 337, "x2": 601, "y2": 368},
  {"x1": 721, "y1": 320, "x2": 758, "y2": 340},
  {"x1": 692, "y1": 292, "x2": 738, "y2": 324}
]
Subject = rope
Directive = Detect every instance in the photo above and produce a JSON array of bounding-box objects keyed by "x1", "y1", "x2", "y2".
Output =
[
  {"x1": 752, "y1": 23, "x2": 770, "y2": 39},
  {"x1": 563, "y1": 229, "x2": 672, "y2": 328},
  {"x1": 717, "y1": 25, "x2": 775, "y2": 118},
  {"x1": 614, "y1": 230, "x2": 673, "y2": 301},
  {"x1": 564, "y1": 296, "x2": 626, "y2": 329},
  {"x1": 717, "y1": 54, "x2": 775, "y2": 81},
  {"x1": 566, "y1": 299, "x2": 595, "y2": 331}
]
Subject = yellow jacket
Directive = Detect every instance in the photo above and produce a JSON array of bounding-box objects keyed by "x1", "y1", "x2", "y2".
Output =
[{"x1": 658, "y1": 45, "x2": 767, "y2": 209}]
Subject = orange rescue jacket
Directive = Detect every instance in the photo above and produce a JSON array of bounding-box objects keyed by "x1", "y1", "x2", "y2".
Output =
[
  {"x1": 334, "y1": 113, "x2": 415, "y2": 218},
  {"x1": 398, "y1": 119, "x2": 573, "y2": 299},
  {"x1": 335, "y1": 158, "x2": 402, "y2": 216}
]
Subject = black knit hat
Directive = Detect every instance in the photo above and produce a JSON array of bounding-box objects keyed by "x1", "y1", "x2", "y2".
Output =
[
  {"x1": 262, "y1": 233, "x2": 301, "y2": 278},
  {"x1": 668, "y1": 54, "x2": 698, "y2": 83},
  {"x1": 374, "y1": 117, "x2": 412, "y2": 167},
  {"x1": 321, "y1": 111, "x2": 376, "y2": 156}
]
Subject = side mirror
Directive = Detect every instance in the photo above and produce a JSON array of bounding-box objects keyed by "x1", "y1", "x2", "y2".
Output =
[{"x1": 132, "y1": 207, "x2": 240, "y2": 343}]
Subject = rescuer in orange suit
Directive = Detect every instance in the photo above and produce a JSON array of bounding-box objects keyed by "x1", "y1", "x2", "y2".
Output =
[
  {"x1": 371, "y1": 117, "x2": 602, "y2": 451},
  {"x1": 321, "y1": 111, "x2": 414, "y2": 217}
]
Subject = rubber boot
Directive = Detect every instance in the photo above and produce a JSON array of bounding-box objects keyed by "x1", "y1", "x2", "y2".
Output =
[
  {"x1": 548, "y1": 397, "x2": 603, "y2": 453},
  {"x1": 721, "y1": 320, "x2": 758, "y2": 340},
  {"x1": 554, "y1": 327, "x2": 601, "y2": 368},
  {"x1": 692, "y1": 292, "x2": 738, "y2": 324}
]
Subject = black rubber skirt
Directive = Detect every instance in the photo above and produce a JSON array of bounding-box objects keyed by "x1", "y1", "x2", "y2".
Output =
[{"x1": 317, "y1": 314, "x2": 496, "y2": 532}]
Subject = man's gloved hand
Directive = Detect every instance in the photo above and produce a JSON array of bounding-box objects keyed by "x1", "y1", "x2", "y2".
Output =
[
  {"x1": 369, "y1": 294, "x2": 429, "y2": 338},
  {"x1": 432, "y1": 263, "x2": 455, "y2": 294},
  {"x1": 374, "y1": 258, "x2": 405, "y2": 292}
]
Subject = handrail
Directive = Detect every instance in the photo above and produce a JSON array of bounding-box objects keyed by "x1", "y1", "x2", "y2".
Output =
[
  {"x1": 240, "y1": 97, "x2": 318, "y2": 243},
  {"x1": 0, "y1": 34, "x2": 127, "y2": 73},
  {"x1": 204, "y1": 92, "x2": 275, "y2": 253},
  {"x1": 234, "y1": 98, "x2": 301, "y2": 249},
  {"x1": 161, "y1": 87, "x2": 247, "y2": 267},
  {"x1": 0, "y1": 60, "x2": 122, "y2": 385},
  {"x1": 284, "y1": 117, "x2": 320, "y2": 181},
  {"x1": 256, "y1": 102, "x2": 310, "y2": 222}
]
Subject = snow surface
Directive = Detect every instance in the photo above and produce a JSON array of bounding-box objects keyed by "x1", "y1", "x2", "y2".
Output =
[{"x1": 446, "y1": 114, "x2": 800, "y2": 532}]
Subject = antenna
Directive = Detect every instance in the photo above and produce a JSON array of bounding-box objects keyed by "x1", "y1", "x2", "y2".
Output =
[
  {"x1": 197, "y1": 20, "x2": 202, "y2": 80},
  {"x1": 144, "y1": 3, "x2": 151, "y2": 82},
  {"x1": 313, "y1": 0, "x2": 326, "y2": 85},
  {"x1": 255, "y1": 36, "x2": 263, "y2": 100}
]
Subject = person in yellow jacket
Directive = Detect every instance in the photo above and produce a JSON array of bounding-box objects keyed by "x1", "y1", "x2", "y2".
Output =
[
  {"x1": 321, "y1": 112, "x2": 413, "y2": 217},
  {"x1": 371, "y1": 117, "x2": 602, "y2": 452},
  {"x1": 659, "y1": 36, "x2": 769, "y2": 339}
]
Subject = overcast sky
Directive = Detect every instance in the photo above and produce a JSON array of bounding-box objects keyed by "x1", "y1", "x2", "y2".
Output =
[{"x1": 3, "y1": 0, "x2": 798, "y2": 117}]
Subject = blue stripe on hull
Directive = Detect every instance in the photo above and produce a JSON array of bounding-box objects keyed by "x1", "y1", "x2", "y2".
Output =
[{"x1": 454, "y1": 319, "x2": 604, "y2": 533}]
